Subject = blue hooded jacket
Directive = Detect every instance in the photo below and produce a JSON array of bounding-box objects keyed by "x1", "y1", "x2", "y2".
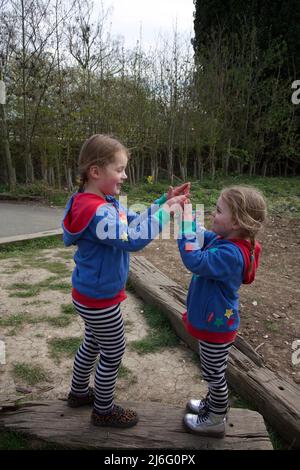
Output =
[
  {"x1": 177, "y1": 226, "x2": 261, "y2": 339},
  {"x1": 62, "y1": 192, "x2": 169, "y2": 299}
]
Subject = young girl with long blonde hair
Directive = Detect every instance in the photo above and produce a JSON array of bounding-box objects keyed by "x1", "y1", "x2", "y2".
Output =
[{"x1": 177, "y1": 185, "x2": 267, "y2": 437}]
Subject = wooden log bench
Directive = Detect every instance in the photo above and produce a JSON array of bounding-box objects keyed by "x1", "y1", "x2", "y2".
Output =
[
  {"x1": 128, "y1": 255, "x2": 300, "y2": 449},
  {"x1": 0, "y1": 400, "x2": 272, "y2": 450}
]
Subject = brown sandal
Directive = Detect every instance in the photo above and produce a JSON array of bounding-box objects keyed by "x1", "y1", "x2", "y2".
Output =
[
  {"x1": 67, "y1": 387, "x2": 94, "y2": 408},
  {"x1": 91, "y1": 405, "x2": 139, "y2": 428}
]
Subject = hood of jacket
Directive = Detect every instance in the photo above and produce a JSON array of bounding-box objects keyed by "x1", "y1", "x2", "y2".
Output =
[
  {"x1": 229, "y1": 238, "x2": 261, "y2": 284},
  {"x1": 62, "y1": 192, "x2": 107, "y2": 245}
]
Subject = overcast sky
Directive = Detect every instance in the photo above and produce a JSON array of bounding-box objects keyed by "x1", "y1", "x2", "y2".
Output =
[{"x1": 101, "y1": 0, "x2": 195, "y2": 49}]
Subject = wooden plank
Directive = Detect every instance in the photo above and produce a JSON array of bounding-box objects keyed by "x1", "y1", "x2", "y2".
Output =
[
  {"x1": 0, "y1": 400, "x2": 272, "y2": 450},
  {"x1": 129, "y1": 255, "x2": 300, "y2": 448}
]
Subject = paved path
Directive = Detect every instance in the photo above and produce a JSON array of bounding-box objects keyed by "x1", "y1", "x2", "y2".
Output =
[{"x1": 0, "y1": 202, "x2": 64, "y2": 238}]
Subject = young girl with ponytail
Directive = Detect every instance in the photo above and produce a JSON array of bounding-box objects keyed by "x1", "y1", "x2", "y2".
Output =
[
  {"x1": 177, "y1": 185, "x2": 267, "y2": 437},
  {"x1": 62, "y1": 134, "x2": 189, "y2": 428}
]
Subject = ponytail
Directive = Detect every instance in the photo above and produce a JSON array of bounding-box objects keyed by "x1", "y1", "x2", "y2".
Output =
[{"x1": 78, "y1": 175, "x2": 87, "y2": 193}]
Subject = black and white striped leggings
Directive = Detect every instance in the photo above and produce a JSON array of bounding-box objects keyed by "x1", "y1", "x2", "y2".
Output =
[
  {"x1": 71, "y1": 300, "x2": 126, "y2": 414},
  {"x1": 199, "y1": 340, "x2": 233, "y2": 415}
]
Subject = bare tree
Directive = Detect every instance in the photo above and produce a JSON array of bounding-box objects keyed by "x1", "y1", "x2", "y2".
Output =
[{"x1": 0, "y1": 0, "x2": 16, "y2": 189}]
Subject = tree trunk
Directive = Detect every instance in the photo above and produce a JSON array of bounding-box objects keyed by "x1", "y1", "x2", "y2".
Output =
[
  {"x1": 167, "y1": 149, "x2": 174, "y2": 184},
  {"x1": 225, "y1": 138, "x2": 231, "y2": 176},
  {"x1": 21, "y1": 0, "x2": 34, "y2": 184},
  {"x1": 67, "y1": 167, "x2": 73, "y2": 191},
  {"x1": 48, "y1": 167, "x2": 55, "y2": 186},
  {"x1": 151, "y1": 152, "x2": 159, "y2": 182},
  {"x1": 136, "y1": 153, "x2": 140, "y2": 183},
  {"x1": 56, "y1": 157, "x2": 61, "y2": 189},
  {"x1": 197, "y1": 154, "x2": 204, "y2": 181},
  {"x1": 141, "y1": 154, "x2": 145, "y2": 181},
  {"x1": 0, "y1": 102, "x2": 16, "y2": 189},
  {"x1": 25, "y1": 144, "x2": 34, "y2": 183},
  {"x1": 193, "y1": 158, "x2": 197, "y2": 178},
  {"x1": 209, "y1": 143, "x2": 216, "y2": 179},
  {"x1": 41, "y1": 155, "x2": 48, "y2": 182},
  {"x1": 278, "y1": 163, "x2": 281, "y2": 177},
  {"x1": 179, "y1": 162, "x2": 187, "y2": 181},
  {"x1": 262, "y1": 161, "x2": 267, "y2": 177}
]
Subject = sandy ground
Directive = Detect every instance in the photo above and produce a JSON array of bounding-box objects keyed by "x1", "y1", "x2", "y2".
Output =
[{"x1": 0, "y1": 248, "x2": 206, "y2": 408}]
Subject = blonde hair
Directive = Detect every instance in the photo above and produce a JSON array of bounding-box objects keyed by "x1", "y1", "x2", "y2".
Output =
[
  {"x1": 220, "y1": 185, "x2": 267, "y2": 272},
  {"x1": 78, "y1": 134, "x2": 129, "y2": 192}
]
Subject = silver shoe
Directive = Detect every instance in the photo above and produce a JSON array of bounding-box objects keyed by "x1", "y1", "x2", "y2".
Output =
[
  {"x1": 186, "y1": 395, "x2": 209, "y2": 414},
  {"x1": 183, "y1": 410, "x2": 226, "y2": 438}
]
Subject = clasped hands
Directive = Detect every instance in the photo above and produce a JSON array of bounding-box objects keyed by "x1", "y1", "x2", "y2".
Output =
[{"x1": 164, "y1": 182, "x2": 193, "y2": 222}]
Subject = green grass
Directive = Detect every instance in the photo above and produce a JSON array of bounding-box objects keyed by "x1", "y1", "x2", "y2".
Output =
[
  {"x1": 55, "y1": 250, "x2": 74, "y2": 260},
  {"x1": 21, "y1": 259, "x2": 70, "y2": 276},
  {"x1": 0, "y1": 313, "x2": 40, "y2": 328},
  {"x1": 5, "y1": 263, "x2": 23, "y2": 272},
  {"x1": 125, "y1": 279, "x2": 135, "y2": 292},
  {"x1": 0, "y1": 431, "x2": 33, "y2": 450},
  {"x1": 48, "y1": 336, "x2": 82, "y2": 361},
  {"x1": 0, "y1": 236, "x2": 64, "y2": 260},
  {"x1": 0, "y1": 430, "x2": 74, "y2": 450},
  {"x1": 264, "y1": 320, "x2": 280, "y2": 332},
  {"x1": 22, "y1": 300, "x2": 51, "y2": 306},
  {"x1": 61, "y1": 303, "x2": 76, "y2": 315},
  {"x1": 129, "y1": 305, "x2": 180, "y2": 354},
  {"x1": 229, "y1": 393, "x2": 257, "y2": 412},
  {"x1": 117, "y1": 364, "x2": 138, "y2": 385},
  {"x1": 7, "y1": 328, "x2": 18, "y2": 336},
  {"x1": 118, "y1": 364, "x2": 132, "y2": 378},
  {"x1": 47, "y1": 282, "x2": 70, "y2": 292},
  {"x1": 9, "y1": 287, "x2": 41, "y2": 298},
  {"x1": 0, "y1": 311, "x2": 74, "y2": 330},
  {"x1": 191, "y1": 351, "x2": 201, "y2": 365},
  {"x1": 0, "y1": 181, "x2": 70, "y2": 206},
  {"x1": 12, "y1": 362, "x2": 49, "y2": 386},
  {"x1": 6, "y1": 276, "x2": 71, "y2": 298},
  {"x1": 46, "y1": 315, "x2": 73, "y2": 327},
  {"x1": 122, "y1": 176, "x2": 300, "y2": 218}
]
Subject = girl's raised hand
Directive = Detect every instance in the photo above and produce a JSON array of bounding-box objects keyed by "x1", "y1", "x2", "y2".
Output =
[
  {"x1": 167, "y1": 182, "x2": 190, "y2": 200},
  {"x1": 165, "y1": 194, "x2": 189, "y2": 215}
]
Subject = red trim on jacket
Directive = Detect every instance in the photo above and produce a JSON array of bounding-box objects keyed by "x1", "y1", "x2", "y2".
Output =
[
  {"x1": 72, "y1": 287, "x2": 127, "y2": 308},
  {"x1": 182, "y1": 312, "x2": 237, "y2": 344}
]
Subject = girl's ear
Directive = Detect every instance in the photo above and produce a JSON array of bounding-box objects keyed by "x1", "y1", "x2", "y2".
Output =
[
  {"x1": 89, "y1": 165, "x2": 101, "y2": 179},
  {"x1": 232, "y1": 218, "x2": 241, "y2": 231}
]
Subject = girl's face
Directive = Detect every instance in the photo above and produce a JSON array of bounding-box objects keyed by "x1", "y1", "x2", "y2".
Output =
[
  {"x1": 91, "y1": 150, "x2": 128, "y2": 196},
  {"x1": 211, "y1": 196, "x2": 240, "y2": 238}
]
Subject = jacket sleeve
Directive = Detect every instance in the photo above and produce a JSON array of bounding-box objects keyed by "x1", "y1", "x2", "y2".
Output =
[
  {"x1": 203, "y1": 230, "x2": 218, "y2": 247},
  {"x1": 177, "y1": 233, "x2": 241, "y2": 281},
  {"x1": 89, "y1": 202, "x2": 170, "y2": 252}
]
